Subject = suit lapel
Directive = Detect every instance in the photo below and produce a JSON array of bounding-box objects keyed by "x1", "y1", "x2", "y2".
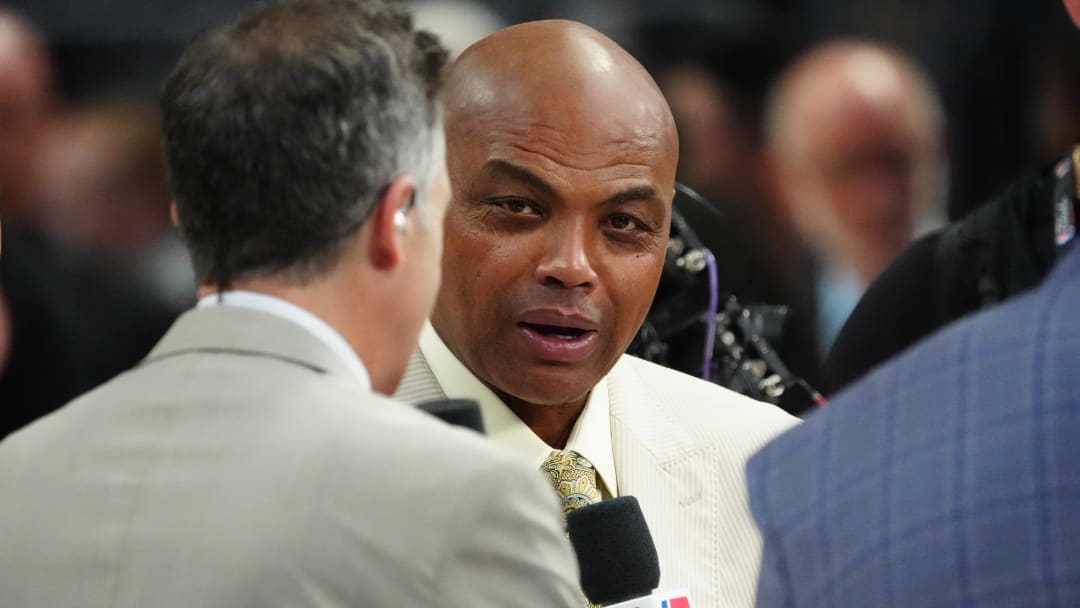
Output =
[
  {"x1": 607, "y1": 357, "x2": 706, "y2": 506},
  {"x1": 610, "y1": 405, "x2": 710, "y2": 556},
  {"x1": 394, "y1": 348, "x2": 447, "y2": 404},
  {"x1": 607, "y1": 357, "x2": 719, "y2": 600}
]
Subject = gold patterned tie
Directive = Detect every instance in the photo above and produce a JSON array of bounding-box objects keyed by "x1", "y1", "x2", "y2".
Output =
[
  {"x1": 542, "y1": 450, "x2": 603, "y2": 608},
  {"x1": 541, "y1": 449, "x2": 602, "y2": 515}
]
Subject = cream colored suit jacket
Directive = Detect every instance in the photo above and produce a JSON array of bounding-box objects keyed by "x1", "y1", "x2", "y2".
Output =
[
  {"x1": 0, "y1": 306, "x2": 580, "y2": 608},
  {"x1": 397, "y1": 348, "x2": 798, "y2": 608}
]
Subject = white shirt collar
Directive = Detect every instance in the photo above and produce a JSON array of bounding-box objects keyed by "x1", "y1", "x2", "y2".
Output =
[
  {"x1": 197, "y1": 291, "x2": 371, "y2": 392},
  {"x1": 418, "y1": 322, "x2": 618, "y2": 497}
]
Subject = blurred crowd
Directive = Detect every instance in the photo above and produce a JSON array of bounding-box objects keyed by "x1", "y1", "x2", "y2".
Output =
[
  {"x1": 2, "y1": 0, "x2": 1080, "y2": 432},
  {"x1": 0, "y1": 10, "x2": 191, "y2": 434}
]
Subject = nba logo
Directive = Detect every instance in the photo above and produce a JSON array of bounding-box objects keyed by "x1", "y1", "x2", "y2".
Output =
[{"x1": 661, "y1": 598, "x2": 690, "y2": 608}]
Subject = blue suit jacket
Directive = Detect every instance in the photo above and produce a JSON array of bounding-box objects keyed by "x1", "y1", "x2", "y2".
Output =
[{"x1": 746, "y1": 246, "x2": 1080, "y2": 607}]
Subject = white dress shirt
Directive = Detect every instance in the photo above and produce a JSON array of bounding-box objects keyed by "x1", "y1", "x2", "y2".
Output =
[{"x1": 418, "y1": 322, "x2": 618, "y2": 497}]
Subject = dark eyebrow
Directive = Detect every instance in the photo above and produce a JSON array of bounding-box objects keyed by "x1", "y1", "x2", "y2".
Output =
[
  {"x1": 484, "y1": 159, "x2": 661, "y2": 208},
  {"x1": 606, "y1": 186, "x2": 659, "y2": 206},
  {"x1": 484, "y1": 160, "x2": 559, "y2": 199}
]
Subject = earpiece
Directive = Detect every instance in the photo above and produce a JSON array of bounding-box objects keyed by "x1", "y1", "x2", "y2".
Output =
[{"x1": 394, "y1": 208, "x2": 407, "y2": 233}]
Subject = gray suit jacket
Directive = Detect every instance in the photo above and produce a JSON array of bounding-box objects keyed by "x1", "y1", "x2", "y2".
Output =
[
  {"x1": 0, "y1": 306, "x2": 580, "y2": 607},
  {"x1": 397, "y1": 349, "x2": 798, "y2": 608}
]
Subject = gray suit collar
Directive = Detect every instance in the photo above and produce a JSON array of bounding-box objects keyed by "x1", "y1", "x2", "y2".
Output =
[{"x1": 143, "y1": 306, "x2": 360, "y2": 381}]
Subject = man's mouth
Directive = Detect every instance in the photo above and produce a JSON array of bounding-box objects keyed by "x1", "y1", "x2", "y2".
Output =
[
  {"x1": 516, "y1": 319, "x2": 599, "y2": 363},
  {"x1": 519, "y1": 322, "x2": 592, "y2": 340}
]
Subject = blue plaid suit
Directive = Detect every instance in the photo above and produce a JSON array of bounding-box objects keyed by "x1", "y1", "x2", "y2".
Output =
[{"x1": 746, "y1": 246, "x2": 1080, "y2": 607}]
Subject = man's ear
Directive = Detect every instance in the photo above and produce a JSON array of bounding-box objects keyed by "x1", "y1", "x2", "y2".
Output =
[{"x1": 369, "y1": 174, "x2": 417, "y2": 270}]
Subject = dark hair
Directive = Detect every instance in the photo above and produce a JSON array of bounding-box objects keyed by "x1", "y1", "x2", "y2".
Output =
[{"x1": 161, "y1": 0, "x2": 447, "y2": 287}]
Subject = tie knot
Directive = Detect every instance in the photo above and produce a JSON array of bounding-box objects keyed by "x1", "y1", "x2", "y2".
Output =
[{"x1": 541, "y1": 449, "x2": 602, "y2": 514}]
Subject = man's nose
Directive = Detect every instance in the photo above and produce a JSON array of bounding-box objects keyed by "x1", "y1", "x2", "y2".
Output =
[{"x1": 535, "y1": 223, "x2": 598, "y2": 290}]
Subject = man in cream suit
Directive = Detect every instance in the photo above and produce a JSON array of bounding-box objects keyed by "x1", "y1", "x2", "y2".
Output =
[
  {"x1": 0, "y1": 2, "x2": 580, "y2": 606},
  {"x1": 394, "y1": 20, "x2": 798, "y2": 608}
]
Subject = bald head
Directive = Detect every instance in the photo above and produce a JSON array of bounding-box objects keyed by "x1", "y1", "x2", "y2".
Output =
[
  {"x1": 444, "y1": 20, "x2": 677, "y2": 173},
  {"x1": 766, "y1": 40, "x2": 946, "y2": 281},
  {"x1": 767, "y1": 40, "x2": 942, "y2": 167}
]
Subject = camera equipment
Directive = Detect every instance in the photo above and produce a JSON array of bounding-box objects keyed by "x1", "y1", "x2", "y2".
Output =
[{"x1": 628, "y1": 183, "x2": 824, "y2": 411}]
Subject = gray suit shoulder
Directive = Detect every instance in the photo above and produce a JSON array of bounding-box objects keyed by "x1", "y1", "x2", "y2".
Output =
[
  {"x1": 317, "y1": 381, "x2": 542, "y2": 472},
  {"x1": 0, "y1": 364, "x2": 579, "y2": 608},
  {"x1": 304, "y1": 387, "x2": 582, "y2": 607}
]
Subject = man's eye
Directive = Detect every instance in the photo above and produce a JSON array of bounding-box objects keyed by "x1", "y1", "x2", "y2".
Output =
[
  {"x1": 608, "y1": 214, "x2": 639, "y2": 231},
  {"x1": 503, "y1": 199, "x2": 529, "y2": 213},
  {"x1": 492, "y1": 198, "x2": 537, "y2": 215}
]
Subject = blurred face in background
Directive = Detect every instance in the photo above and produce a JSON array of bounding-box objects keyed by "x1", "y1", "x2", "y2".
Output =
[
  {"x1": 0, "y1": 15, "x2": 50, "y2": 221},
  {"x1": 793, "y1": 87, "x2": 939, "y2": 251},
  {"x1": 32, "y1": 102, "x2": 171, "y2": 259},
  {"x1": 769, "y1": 43, "x2": 946, "y2": 282},
  {"x1": 661, "y1": 64, "x2": 760, "y2": 209}
]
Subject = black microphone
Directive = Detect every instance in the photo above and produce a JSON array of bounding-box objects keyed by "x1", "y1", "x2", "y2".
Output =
[
  {"x1": 416, "y1": 398, "x2": 485, "y2": 434},
  {"x1": 566, "y1": 496, "x2": 660, "y2": 605}
]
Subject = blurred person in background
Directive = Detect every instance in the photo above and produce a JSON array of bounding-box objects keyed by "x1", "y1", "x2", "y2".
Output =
[
  {"x1": 639, "y1": 16, "x2": 794, "y2": 233},
  {"x1": 0, "y1": 9, "x2": 51, "y2": 225},
  {"x1": 748, "y1": 3, "x2": 1080, "y2": 604},
  {"x1": 31, "y1": 97, "x2": 195, "y2": 311},
  {"x1": 659, "y1": 61, "x2": 769, "y2": 217},
  {"x1": 765, "y1": 40, "x2": 948, "y2": 355},
  {"x1": 0, "y1": 9, "x2": 90, "y2": 435},
  {"x1": 0, "y1": 12, "x2": 182, "y2": 437},
  {"x1": 822, "y1": 3, "x2": 1080, "y2": 394},
  {"x1": 1031, "y1": 7, "x2": 1080, "y2": 164}
]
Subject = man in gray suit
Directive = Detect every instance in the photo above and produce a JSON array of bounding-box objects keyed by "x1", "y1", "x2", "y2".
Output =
[{"x1": 0, "y1": 1, "x2": 580, "y2": 606}]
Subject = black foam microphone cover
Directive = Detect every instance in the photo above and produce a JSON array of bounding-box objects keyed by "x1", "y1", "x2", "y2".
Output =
[
  {"x1": 566, "y1": 495, "x2": 661, "y2": 605},
  {"x1": 416, "y1": 398, "x2": 486, "y2": 434}
]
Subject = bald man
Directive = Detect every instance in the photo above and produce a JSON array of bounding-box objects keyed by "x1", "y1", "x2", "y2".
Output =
[
  {"x1": 765, "y1": 41, "x2": 947, "y2": 353},
  {"x1": 395, "y1": 20, "x2": 798, "y2": 608},
  {"x1": 824, "y1": 6, "x2": 1080, "y2": 394}
]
